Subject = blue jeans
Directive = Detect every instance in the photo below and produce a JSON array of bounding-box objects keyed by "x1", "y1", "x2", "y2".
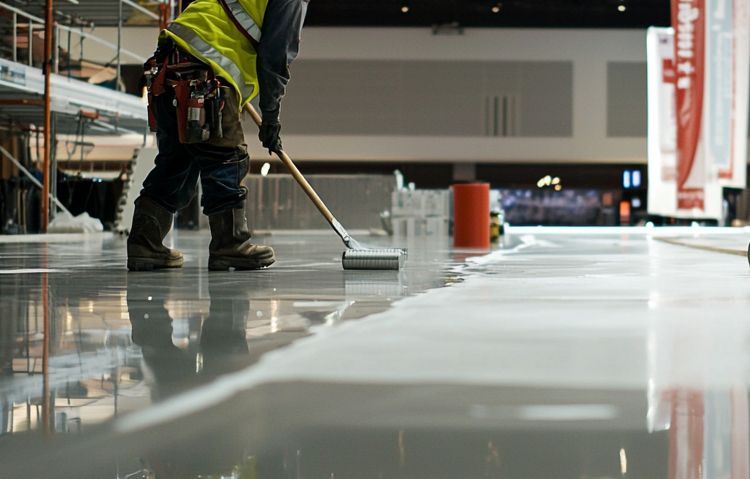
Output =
[{"x1": 141, "y1": 85, "x2": 248, "y2": 216}]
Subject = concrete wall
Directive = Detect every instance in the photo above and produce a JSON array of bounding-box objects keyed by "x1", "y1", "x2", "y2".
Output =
[{"x1": 90, "y1": 26, "x2": 650, "y2": 164}]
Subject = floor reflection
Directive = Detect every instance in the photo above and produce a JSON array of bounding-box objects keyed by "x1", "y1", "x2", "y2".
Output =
[
  {"x1": 0, "y1": 268, "x2": 370, "y2": 438},
  {"x1": 647, "y1": 301, "x2": 750, "y2": 479},
  {"x1": 0, "y1": 232, "x2": 452, "y2": 447},
  {"x1": 1, "y1": 267, "x2": 142, "y2": 437}
]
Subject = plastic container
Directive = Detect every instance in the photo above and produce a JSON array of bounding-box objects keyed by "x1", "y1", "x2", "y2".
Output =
[{"x1": 452, "y1": 183, "x2": 490, "y2": 249}]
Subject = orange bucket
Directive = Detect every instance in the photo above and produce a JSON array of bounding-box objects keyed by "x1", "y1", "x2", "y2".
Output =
[{"x1": 452, "y1": 183, "x2": 490, "y2": 249}]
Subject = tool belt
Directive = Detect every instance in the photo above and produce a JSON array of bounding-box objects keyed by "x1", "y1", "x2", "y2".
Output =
[{"x1": 144, "y1": 40, "x2": 225, "y2": 144}]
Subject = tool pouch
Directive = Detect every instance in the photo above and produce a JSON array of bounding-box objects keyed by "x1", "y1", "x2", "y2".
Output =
[
  {"x1": 168, "y1": 67, "x2": 224, "y2": 144},
  {"x1": 172, "y1": 77, "x2": 224, "y2": 144},
  {"x1": 145, "y1": 43, "x2": 225, "y2": 144}
]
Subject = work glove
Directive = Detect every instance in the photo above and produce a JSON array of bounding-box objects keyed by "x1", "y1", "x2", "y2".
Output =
[{"x1": 259, "y1": 121, "x2": 282, "y2": 155}]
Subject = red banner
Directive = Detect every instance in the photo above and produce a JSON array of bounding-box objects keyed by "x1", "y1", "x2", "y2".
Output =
[{"x1": 672, "y1": 0, "x2": 706, "y2": 210}]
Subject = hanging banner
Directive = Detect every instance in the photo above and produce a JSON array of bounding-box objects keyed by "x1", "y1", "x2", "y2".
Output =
[
  {"x1": 711, "y1": 0, "x2": 749, "y2": 188},
  {"x1": 647, "y1": 27, "x2": 679, "y2": 218},
  {"x1": 707, "y1": 0, "x2": 733, "y2": 178},
  {"x1": 673, "y1": 0, "x2": 707, "y2": 211}
]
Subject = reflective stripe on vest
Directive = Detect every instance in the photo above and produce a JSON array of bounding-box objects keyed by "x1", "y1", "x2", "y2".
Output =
[
  {"x1": 167, "y1": 22, "x2": 254, "y2": 99},
  {"x1": 222, "y1": 0, "x2": 263, "y2": 44}
]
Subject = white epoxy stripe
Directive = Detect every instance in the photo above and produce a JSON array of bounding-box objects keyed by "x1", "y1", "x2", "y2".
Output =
[
  {"x1": 0, "y1": 232, "x2": 114, "y2": 244},
  {"x1": 506, "y1": 225, "x2": 750, "y2": 236},
  {"x1": 0, "y1": 269, "x2": 68, "y2": 274}
]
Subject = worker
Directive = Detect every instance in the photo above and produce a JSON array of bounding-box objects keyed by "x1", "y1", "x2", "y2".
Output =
[{"x1": 127, "y1": 0, "x2": 308, "y2": 271}]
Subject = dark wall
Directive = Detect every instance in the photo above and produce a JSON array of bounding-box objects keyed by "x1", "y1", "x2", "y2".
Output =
[{"x1": 254, "y1": 161, "x2": 646, "y2": 191}]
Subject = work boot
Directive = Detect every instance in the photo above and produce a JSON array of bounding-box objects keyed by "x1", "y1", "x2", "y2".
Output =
[
  {"x1": 127, "y1": 196, "x2": 184, "y2": 271},
  {"x1": 208, "y1": 207, "x2": 275, "y2": 271}
]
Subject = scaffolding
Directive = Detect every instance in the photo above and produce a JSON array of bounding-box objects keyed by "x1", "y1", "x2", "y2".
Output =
[{"x1": 0, "y1": 0, "x2": 176, "y2": 232}]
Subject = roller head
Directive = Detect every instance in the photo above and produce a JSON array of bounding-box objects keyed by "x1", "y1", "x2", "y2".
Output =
[{"x1": 342, "y1": 249, "x2": 405, "y2": 270}]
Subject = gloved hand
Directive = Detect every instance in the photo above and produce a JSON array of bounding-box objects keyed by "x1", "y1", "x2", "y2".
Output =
[{"x1": 259, "y1": 121, "x2": 282, "y2": 154}]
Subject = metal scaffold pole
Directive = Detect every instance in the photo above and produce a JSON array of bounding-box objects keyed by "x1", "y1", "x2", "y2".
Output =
[
  {"x1": 42, "y1": 0, "x2": 54, "y2": 232},
  {"x1": 157, "y1": 0, "x2": 175, "y2": 29},
  {"x1": 116, "y1": 0, "x2": 123, "y2": 92}
]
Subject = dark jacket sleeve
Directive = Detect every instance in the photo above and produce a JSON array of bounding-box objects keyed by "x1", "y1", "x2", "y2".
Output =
[{"x1": 257, "y1": 0, "x2": 305, "y2": 123}]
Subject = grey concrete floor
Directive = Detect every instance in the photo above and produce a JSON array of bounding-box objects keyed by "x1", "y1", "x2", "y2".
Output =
[{"x1": 0, "y1": 227, "x2": 749, "y2": 478}]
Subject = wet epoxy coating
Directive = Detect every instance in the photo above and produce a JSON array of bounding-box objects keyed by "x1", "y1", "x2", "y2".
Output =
[{"x1": 0, "y1": 227, "x2": 749, "y2": 478}]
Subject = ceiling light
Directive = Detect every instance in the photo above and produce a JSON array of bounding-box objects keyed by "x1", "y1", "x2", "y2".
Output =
[
  {"x1": 401, "y1": 5, "x2": 410, "y2": 13},
  {"x1": 491, "y1": 3, "x2": 502, "y2": 13},
  {"x1": 617, "y1": 4, "x2": 627, "y2": 12}
]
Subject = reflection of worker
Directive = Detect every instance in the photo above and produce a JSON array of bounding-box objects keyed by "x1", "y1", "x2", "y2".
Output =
[
  {"x1": 126, "y1": 275, "x2": 305, "y2": 477},
  {"x1": 126, "y1": 276, "x2": 251, "y2": 401},
  {"x1": 127, "y1": 0, "x2": 309, "y2": 271},
  {"x1": 126, "y1": 275, "x2": 252, "y2": 476}
]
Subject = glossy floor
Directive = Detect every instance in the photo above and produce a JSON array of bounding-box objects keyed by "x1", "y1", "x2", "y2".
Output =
[{"x1": 0, "y1": 227, "x2": 749, "y2": 478}]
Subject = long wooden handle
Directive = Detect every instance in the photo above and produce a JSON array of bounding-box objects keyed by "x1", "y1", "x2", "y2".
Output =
[{"x1": 244, "y1": 103, "x2": 335, "y2": 224}]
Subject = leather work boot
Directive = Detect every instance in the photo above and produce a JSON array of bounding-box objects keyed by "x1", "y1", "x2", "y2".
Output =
[
  {"x1": 127, "y1": 196, "x2": 184, "y2": 271},
  {"x1": 208, "y1": 207, "x2": 275, "y2": 271}
]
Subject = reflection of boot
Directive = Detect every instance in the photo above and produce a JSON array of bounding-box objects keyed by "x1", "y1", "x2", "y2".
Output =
[
  {"x1": 127, "y1": 196, "x2": 183, "y2": 271},
  {"x1": 126, "y1": 275, "x2": 195, "y2": 399},
  {"x1": 200, "y1": 275, "x2": 251, "y2": 377},
  {"x1": 208, "y1": 207, "x2": 275, "y2": 271}
]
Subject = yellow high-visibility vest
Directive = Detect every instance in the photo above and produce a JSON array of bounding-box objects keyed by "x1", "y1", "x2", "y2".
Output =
[{"x1": 161, "y1": 0, "x2": 268, "y2": 107}]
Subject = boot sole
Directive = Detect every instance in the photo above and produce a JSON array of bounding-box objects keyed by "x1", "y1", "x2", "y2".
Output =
[
  {"x1": 128, "y1": 257, "x2": 184, "y2": 271},
  {"x1": 208, "y1": 256, "x2": 276, "y2": 271}
]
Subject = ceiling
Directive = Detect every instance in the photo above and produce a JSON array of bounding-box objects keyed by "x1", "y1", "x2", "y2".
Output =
[
  {"x1": 304, "y1": 0, "x2": 671, "y2": 29},
  {"x1": 4, "y1": 0, "x2": 671, "y2": 29}
]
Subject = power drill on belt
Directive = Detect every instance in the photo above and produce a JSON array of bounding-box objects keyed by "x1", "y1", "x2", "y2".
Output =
[
  {"x1": 171, "y1": 69, "x2": 224, "y2": 144},
  {"x1": 183, "y1": 75, "x2": 223, "y2": 143},
  {"x1": 145, "y1": 49, "x2": 224, "y2": 144}
]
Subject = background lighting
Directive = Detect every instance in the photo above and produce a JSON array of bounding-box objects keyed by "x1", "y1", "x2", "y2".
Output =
[
  {"x1": 537, "y1": 175, "x2": 563, "y2": 190},
  {"x1": 622, "y1": 169, "x2": 641, "y2": 189},
  {"x1": 632, "y1": 170, "x2": 641, "y2": 188}
]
